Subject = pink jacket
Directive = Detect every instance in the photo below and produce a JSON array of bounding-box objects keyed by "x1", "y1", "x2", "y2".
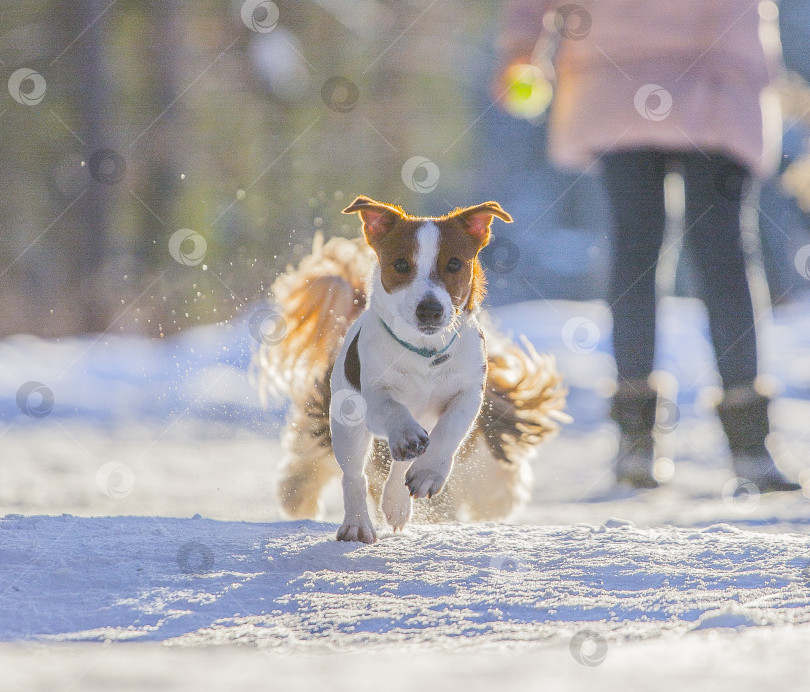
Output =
[{"x1": 499, "y1": 0, "x2": 782, "y2": 177}]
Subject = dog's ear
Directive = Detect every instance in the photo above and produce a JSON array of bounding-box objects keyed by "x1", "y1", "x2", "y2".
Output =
[
  {"x1": 342, "y1": 196, "x2": 404, "y2": 241},
  {"x1": 451, "y1": 201, "x2": 513, "y2": 245}
]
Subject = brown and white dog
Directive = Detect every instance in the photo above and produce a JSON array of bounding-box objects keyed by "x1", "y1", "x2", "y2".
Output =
[{"x1": 253, "y1": 197, "x2": 569, "y2": 543}]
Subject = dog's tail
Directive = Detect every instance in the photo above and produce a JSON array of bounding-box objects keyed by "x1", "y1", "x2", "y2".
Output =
[
  {"x1": 478, "y1": 319, "x2": 571, "y2": 462},
  {"x1": 253, "y1": 232, "x2": 375, "y2": 406}
]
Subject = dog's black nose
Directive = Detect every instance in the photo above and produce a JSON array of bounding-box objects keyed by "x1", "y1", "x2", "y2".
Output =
[{"x1": 416, "y1": 295, "x2": 443, "y2": 327}]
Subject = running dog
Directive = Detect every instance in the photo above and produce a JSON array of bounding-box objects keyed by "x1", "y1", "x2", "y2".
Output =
[{"x1": 253, "y1": 196, "x2": 569, "y2": 543}]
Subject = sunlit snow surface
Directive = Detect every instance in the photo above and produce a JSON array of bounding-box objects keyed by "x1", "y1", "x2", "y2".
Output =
[{"x1": 1, "y1": 296, "x2": 810, "y2": 689}]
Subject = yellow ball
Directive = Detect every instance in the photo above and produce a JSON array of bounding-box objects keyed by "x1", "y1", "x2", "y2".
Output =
[{"x1": 502, "y1": 63, "x2": 553, "y2": 119}]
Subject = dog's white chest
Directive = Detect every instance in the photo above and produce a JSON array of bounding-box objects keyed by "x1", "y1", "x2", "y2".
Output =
[
  {"x1": 380, "y1": 362, "x2": 453, "y2": 430},
  {"x1": 357, "y1": 319, "x2": 484, "y2": 432}
]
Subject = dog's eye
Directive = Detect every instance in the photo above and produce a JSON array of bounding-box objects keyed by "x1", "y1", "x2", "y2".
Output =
[
  {"x1": 393, "y1": 258, "x2": 411, "y2": 273},
  {"x1": 446, "y1": 257, "x2": 463, "y2": 273}
]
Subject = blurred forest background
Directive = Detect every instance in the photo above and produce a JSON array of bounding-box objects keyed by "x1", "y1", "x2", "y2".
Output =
[{"x1": 2, "y1": 0, "x2": 810, "y2": 340}]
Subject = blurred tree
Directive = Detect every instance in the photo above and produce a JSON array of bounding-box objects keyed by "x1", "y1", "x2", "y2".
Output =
[
  {"x1": 0, "y1": 0, "x2": 499, "y2": 338},
  {"x1": 58, "y1": 0, "x2": 116, "y2": 334},
  {"x1": 131, "y1": 0, "x2": 184, "y2": 272}
]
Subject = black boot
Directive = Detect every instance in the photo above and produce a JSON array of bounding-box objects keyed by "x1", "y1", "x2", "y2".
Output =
[
  {"x1": 716, "y1": 385, "x2": 801, "y2": 493},
  {"x1": 610, "y1": 380, "x2": 659, "y2": 489}
]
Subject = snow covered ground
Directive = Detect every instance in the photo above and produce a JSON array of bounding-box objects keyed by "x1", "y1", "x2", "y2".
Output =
[{"x1": 1, "y1": 296, "x2": 810, "y2": 689}]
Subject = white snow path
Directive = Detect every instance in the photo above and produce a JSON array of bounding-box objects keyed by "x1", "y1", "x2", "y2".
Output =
[
  {"x1": 3, "y1": 626, "x2": 810, "y2": 692},
  {"x1": 0, "y1": 626, "x2": 810, "y2": 692},
  {"x1": 2, "y1": 296, "x2": 810, "y2": 687},
  {"x1": 2, "y1": 515, "x2": 810, "y2": 649}
]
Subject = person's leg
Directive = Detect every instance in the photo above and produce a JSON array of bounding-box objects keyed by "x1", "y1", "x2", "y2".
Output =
[
  {"x1": 681, "y1": 153, "x2": 758, "y2": 387},
  {"x1": 602, "y1": 150, "x2": 668, "y2": 383},
  {"x1": 681, "y1": 153, "x2": 799, "y2": 491},
  {"x1": 601, "y1": 149, "x2": 668, "y2": 488}
]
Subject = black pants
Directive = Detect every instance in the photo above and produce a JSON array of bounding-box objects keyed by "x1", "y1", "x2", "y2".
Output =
[{"x1": 601, "y1": 149, "x2": 758, "y2": 389}]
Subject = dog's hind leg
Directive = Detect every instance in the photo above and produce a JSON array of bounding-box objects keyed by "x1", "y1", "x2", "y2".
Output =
[
  {"x1": 277, "y1": 397, "x2": 340, "y2": 518},
  {"x1": 452, "y1": 431, "x2": 532, "y2": 520},
  {"x1": 277, "y1": 446, "x2": 340, "y2": 519}
]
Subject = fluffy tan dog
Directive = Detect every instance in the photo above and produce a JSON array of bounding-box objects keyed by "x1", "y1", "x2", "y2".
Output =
[{"x1": 253, "y1": 199, "x2": 569, "y2": 539}]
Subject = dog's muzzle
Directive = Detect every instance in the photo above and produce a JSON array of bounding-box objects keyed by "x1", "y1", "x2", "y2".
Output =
[{"x1": 415, "y1": 295, "x2": 444, "y2": 333}]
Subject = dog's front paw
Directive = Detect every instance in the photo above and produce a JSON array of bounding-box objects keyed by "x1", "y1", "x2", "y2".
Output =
[
  {"x1": 387, "y1": 421, "x2": 429, "y2": 461},
  {"x1": 405, "y1": 466, "x2": 448, "y2": 499},
  {"x1": 336, "y1": 522, "x2": 377, "y2": 544}
]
